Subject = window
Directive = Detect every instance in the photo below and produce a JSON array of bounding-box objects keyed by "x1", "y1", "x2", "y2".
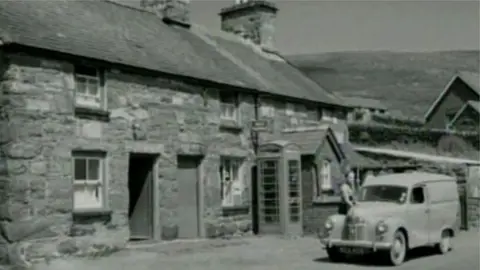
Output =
[
  {"x1": 73, "y1": 152, "x2": 107, "y2": 211},
  {"x1": 285, "y1": 103, "x2": 295, "y2": 116},
  {"x1": 74, "y1": 65, "x2": 105, "y2": 109},
  {"x1": 219, "y1": 157, "x2": 244, "y2": 207},
  {"x1": 314, "y1": 160, "x2": 333, "y2": 199},
  {"x1": 220, "y1": 93, "x2": 239, "y2": 121},
  {"x1": 305, "y1": 106, "x2": 319, "y2": 122},
  {"x1": 320, "y1": 160, "x2": 332, "y2": 190},
  {"x1": 321, "y1": 109, "x2": 338, "y2": 123},
  {"x1": 410, "y1": 186, "x2": 425, "y2": 204},
  {"x1": 260, "y1": 101, "x2": 275, "y2": 118}
]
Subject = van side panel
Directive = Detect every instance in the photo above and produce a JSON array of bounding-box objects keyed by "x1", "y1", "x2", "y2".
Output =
[{"x1": 426, "y1": 180, "x2": 459, "y2": 243}]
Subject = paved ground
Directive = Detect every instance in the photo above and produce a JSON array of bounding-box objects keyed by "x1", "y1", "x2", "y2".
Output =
[{"x1": 35, "y1": 231, "x2": 479, "y2": 270}]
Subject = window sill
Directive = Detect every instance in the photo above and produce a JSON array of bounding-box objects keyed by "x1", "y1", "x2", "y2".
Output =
[
  {"x1": 75, "y1": 106, "x2": 110, "y2": 122},
  {"x1": 222, "y1": 205, "x2": 249, "y2": 216},
  {"x1": 219, "y1": 119, "x2": 243, "y2": 132},
  {"x1": 72, "y1": 209, "x2": 112, "y2": 224},
  {"x1": 312, "y1": 196, "x2": 342, "y2": 205}
]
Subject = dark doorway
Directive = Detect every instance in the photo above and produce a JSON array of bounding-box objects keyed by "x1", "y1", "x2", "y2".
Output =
[
  {"x1": 251, "y1": 165, "x2": 259, "y2": 235},
  {"x1": 128, "y1": 153, "x2": 156, "y2": 241},
  {"x1": 177, "y1": 155, "x2": 203, "y2": 238}
]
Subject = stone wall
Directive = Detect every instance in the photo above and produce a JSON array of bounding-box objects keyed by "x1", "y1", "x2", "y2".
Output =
[
  {"x1": 0, "y1": 50, "x2": 348, "y2": 245},
  {"x1": 467, "y1": 197, "x2": 480, "y2": 229},
  {"x1": 0, "y1": 52, "x2": 260, "y2": 247}
]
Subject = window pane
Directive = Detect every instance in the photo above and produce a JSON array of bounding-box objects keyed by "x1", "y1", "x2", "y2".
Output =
[
  {"x1": 87, "y1": 159, "x2": 100, "y2": 180},
  {"x1": 87, "y1": 79, "x2": 99, "y2": 96},
  {"x1": 74, "y1": 159, "x2": 87, "y2": 180},
  {"x1": 74, "y1": 185, "x2": 102, "y2": 209},
  {"x1": 75, "y1": 77, "x2": 87, "y2": 94}
]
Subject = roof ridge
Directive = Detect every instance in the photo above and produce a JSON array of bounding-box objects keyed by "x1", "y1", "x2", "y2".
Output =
[
  {"x1": 103, "y1": 0, "x2": 154, "y2": 14},
  {"x1": 282, "y1": 125, "x2": 330, "y2": 133}
]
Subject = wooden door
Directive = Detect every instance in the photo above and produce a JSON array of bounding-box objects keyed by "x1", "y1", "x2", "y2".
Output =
[{"x1": 177, "y1": 156, "x2": 201, "y2": 238}]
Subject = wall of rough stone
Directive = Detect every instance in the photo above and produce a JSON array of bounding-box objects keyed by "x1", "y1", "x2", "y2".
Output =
[
  {"x1": 467, "y1": 197, "x2": 480, "y2": 229},
  {"x1": 0, "y1": 50, "x2": 351, "y2": 258},
  {"x1": 0, "y1": 52, "x2": 260, "y2": 245}
]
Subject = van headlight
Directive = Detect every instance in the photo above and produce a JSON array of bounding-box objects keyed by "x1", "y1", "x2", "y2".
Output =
[
  {"x1": 324, "y1": 218, "x2": 334, "y2": 231},
  {"x1": 376, "y1": 220, "x2": 388, "y2": 234}
]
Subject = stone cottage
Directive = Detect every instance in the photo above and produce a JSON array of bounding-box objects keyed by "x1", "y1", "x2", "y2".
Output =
[{"x1": 0, "y1": 0, "x2": 351, "y2": 244}]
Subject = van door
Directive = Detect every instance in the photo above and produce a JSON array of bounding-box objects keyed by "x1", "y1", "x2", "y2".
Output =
[{"x1": 407, "y1": 185, "x2": 430, "y2": 247}]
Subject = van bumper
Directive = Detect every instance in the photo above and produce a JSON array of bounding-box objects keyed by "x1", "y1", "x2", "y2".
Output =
[{"x1": 320, "y1": 238, "x2": 392, "y2": 251}]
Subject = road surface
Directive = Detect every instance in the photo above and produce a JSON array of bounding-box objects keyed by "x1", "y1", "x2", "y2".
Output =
[{"x1": 36, "y1": 230, "x2": 479, "y2": 270}]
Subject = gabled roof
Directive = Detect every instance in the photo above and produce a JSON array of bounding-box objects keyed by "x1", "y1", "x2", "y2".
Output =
[
  {"x1": 342, "y1": 96, "x2": 387, "y2": 111},
  {"x1": 340, "y1": 143, "x2": 381, "y2": 169},
  {"x1": 280, "y1": 126, "x2": 345, "y2": 158},
  {"x1": 0, "y1": 0, "x2": 343, "y2": 107},
  {"x1": 424, "y1": 71, "x2": 480, "y2": 121},
  {"x1": 448, "y1": 100, "x2": 480, "y2": 128}
]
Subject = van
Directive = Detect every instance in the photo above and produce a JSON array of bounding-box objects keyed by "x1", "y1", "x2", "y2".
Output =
[{"x1": 319, "y1": 172, "x2": 460, "y2": 266}]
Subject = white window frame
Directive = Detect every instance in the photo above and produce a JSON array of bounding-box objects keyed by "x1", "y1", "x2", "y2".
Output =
[
  {"x1": 74, "y1": 65, "x2": 105, "y2": 110},
  {"x1": 320, "y1": 160, "x2": 332, "y2": 190},
  {"x1": 305, "y1": 106, "x2": 318, "y2": 122},
  {"x1": 322, "y1": 109, "x2": 338, "y2": 123},
  {"x1": 260, "y1": 102, "x2": 275, "y2": 118},
  {"x1": 72, "y1": 152, "x2": 107, "y2": 211},
  {"x1": 219, "y1": 157, "x2": 244, "y2": 207},
  {"x1": 220, "y1": 93, "x2": 239, "y2": 122},
  {"x1": 285, "y1": 102, "x2": 295, "y2": 116}
]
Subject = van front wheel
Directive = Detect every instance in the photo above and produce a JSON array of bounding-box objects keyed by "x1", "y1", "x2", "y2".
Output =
[
  {"x1": 326, "y1": 247, "x2": 345, "y2": 263},
  {"x1": 385, "y1": 230, "x2": 407, "y2": 266}
]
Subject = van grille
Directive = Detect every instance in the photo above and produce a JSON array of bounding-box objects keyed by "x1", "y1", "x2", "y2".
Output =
[{"x1": 343, "y1": 215, "x2": 367, "y2": 241}]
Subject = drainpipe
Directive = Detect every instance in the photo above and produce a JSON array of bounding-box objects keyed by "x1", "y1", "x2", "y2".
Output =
[{"x1": 252, "y1": 94, "x2": 260, "y2": 155}]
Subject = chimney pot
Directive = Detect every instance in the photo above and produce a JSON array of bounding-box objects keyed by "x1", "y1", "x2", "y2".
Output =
[{"x1": 141, "y1": 0, "x2": 191, "y2": 28}]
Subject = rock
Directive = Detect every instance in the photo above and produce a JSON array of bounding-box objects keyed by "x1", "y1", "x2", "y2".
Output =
[
  {"x1": 0, "y1": 206, "x2": 12, "y2": 222},
  {"x1": 69, "y1": 224, "x2": 95, "y2": 237},
  {"x1": 7, "y1": 242, "x2": 31, "y2": 270},
  {"x1": 6, "y1": 144, "x2": 42, "y2": 160},
  {"x1": 29, "y1": 161, "x2": 47, "y2": 175},
  {"x1": 161, "y1": 225, "x2": 178, "y2": 240},
  {"x1": 0, "y1": 218, "x2": 53, "y2": 242},
  {"x1": 0, "y1": 243, "x2": 8, "y2": 264},
  {"x1": 237, "y1": 220, "x2": 251, "y2": 233},
  {"x1": 56, "y1": 239, "x2": 79, "y2": 255}
]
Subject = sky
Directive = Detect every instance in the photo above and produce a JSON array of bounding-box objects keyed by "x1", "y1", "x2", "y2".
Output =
[{"x1": 188, "y1": 0, "x2": 480, "y2": 55}]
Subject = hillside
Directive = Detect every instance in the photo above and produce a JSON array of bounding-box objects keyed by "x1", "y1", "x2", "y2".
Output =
[{"x1": 287, "y1": 50, "x2": 480, "y2": 118}]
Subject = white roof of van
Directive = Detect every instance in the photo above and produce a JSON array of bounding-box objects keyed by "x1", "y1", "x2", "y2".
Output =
[{"x1": 363, "y1": 172, "x2": 456, "y2": 188}]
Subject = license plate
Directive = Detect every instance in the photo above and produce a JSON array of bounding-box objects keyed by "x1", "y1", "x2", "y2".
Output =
[{"x1": 339, "y1": 247, "x2": 366, "y2": 255}]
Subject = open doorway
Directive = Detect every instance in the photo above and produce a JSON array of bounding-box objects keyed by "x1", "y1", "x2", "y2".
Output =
[{"x1": 128, "y1": 153, "x2": 157, "y2": 241}]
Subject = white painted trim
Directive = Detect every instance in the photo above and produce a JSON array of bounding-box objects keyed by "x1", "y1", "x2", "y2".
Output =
[
  {"x1": 354, "y1": 146, "x2": 480, "y2": 165},
  {"x1": 447, "y1": 103, "x2": 469, "y2": 130},
  {"x1": 424, "y1": 75, "x2": 459, "y2": 121}
]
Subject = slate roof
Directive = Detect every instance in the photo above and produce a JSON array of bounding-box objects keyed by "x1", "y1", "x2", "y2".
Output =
[
  {"x1": 340, "y1": 143, "x2": 381, "y2": 169},
  {"x1": 280, "y1": 128, "x2": 331, "y2": 155},
  {"x1": 424, "y1": 71, "x2": 480, "y2": 120},
  {"x1": 467, "y1": 100, "x2": 480, "y2": 114},
  {"x1": 0, "y1": 0, "x2": 343, "y2": 107},
  {"x1": 342, "y1": 96, "x2": 387, "y2": 110},
  {"x1": 458, "y1": 71, "x2": 480, "y2": 95}
]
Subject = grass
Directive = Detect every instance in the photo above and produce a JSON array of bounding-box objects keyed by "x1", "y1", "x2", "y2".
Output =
[{"x1": 287, "y1": 50, "x2": 480, "y2": 118}]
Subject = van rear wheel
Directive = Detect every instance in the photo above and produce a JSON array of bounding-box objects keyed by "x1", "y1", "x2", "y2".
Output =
[{"x1": 436, "y1": 230, "x2": 453, "y2": 254}]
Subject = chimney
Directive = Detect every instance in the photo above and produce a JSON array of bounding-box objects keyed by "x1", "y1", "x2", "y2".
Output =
[
  {"x1": 141, "y1": 0, "x2": 191, "y2": 28},
  {"x1": 219, "y1": 0, "x2": 278, "y2": 50}
]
